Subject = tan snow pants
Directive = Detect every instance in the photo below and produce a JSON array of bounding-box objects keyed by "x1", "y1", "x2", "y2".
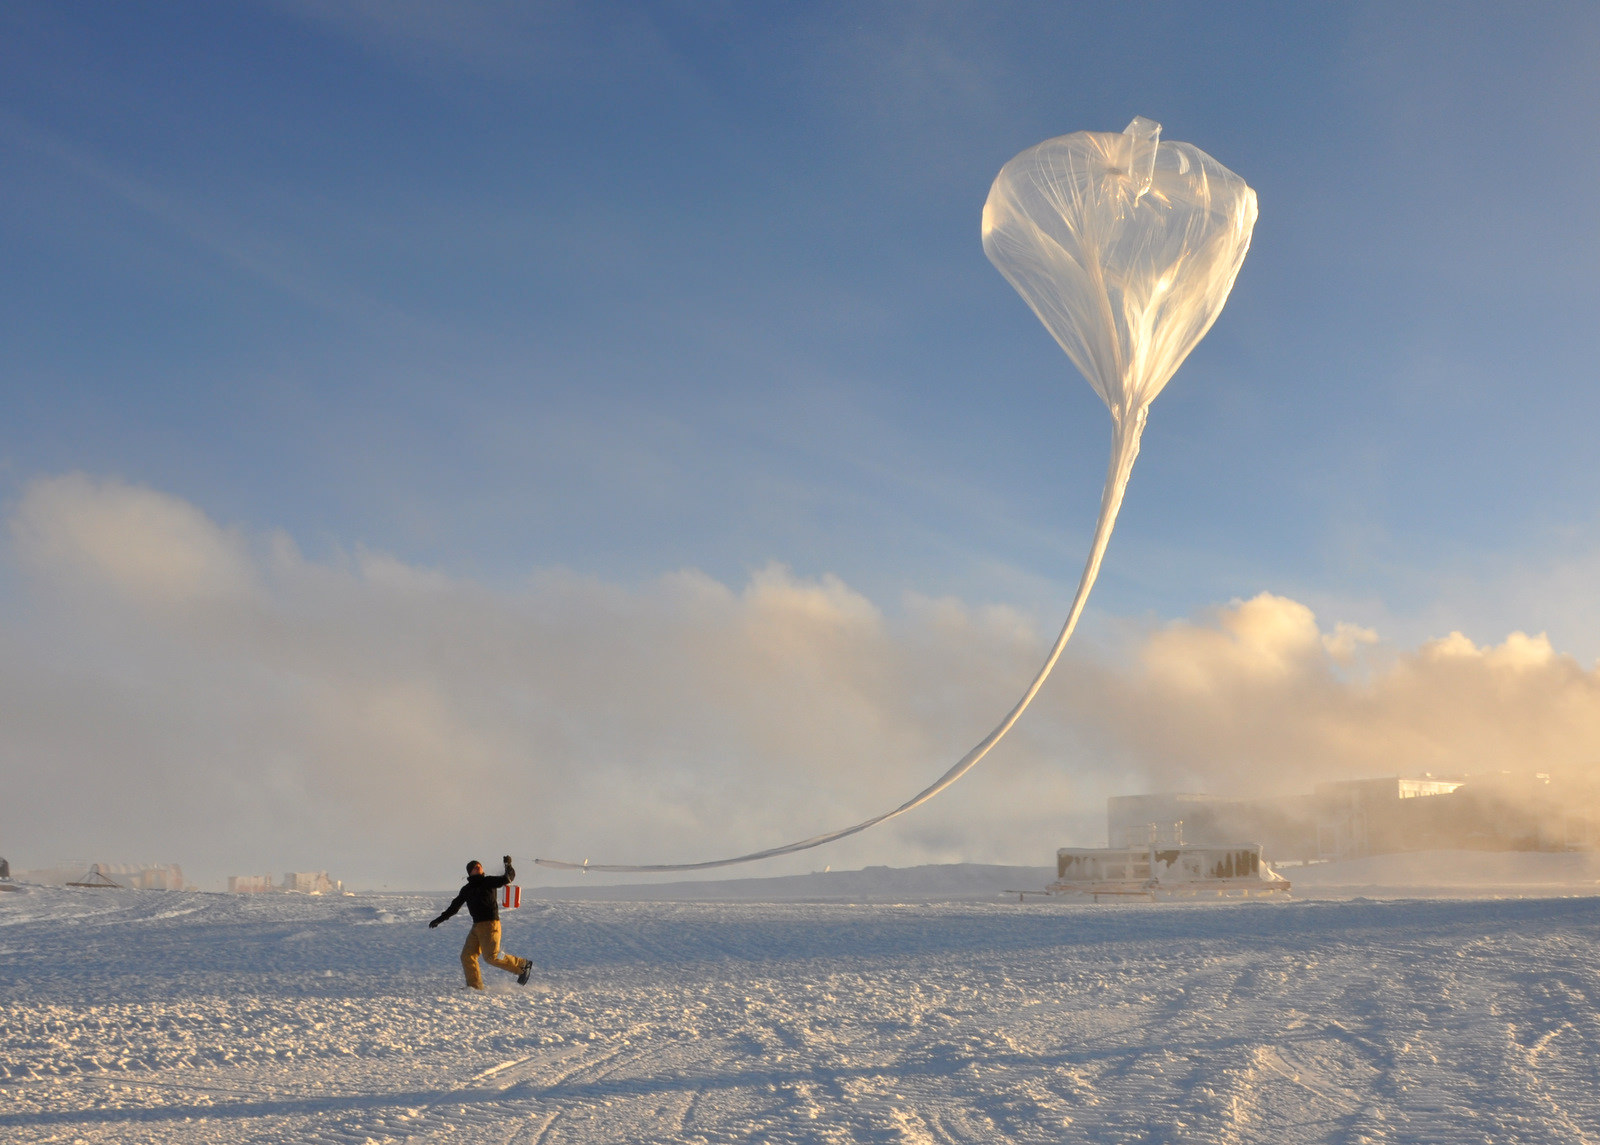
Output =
[{"x1": 460, "y1": 920, "x2": 527, "y2": 989}]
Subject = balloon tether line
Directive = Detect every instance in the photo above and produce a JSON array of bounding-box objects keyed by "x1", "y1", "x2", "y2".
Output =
[{"x1": 534, "y1": 407, "x2": 1147, "y2": 874}]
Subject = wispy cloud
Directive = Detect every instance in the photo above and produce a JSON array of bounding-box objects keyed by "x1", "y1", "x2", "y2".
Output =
[
  {"x1": 0, "y1": 110, "x2": 425, "y2": 333},
  {"x1": 276, "y1": 0, "x2": 702, "y2": 98}
]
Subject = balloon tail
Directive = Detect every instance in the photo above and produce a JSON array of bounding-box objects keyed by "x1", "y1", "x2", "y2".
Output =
[{"x1": 535, "y1": 410, "x2": 1148, "y2": 874}]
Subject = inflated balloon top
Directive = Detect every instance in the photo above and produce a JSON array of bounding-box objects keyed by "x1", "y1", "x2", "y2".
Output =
[
  {"x1": 983, "y1": 116, "x2": 1258, "y2": 422},
  {"x1": 537, "y1": 117, "x2": 1256, "y2": 875}
]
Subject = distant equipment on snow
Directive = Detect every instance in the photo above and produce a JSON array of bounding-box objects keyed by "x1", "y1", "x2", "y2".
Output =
[
  {"x1": 1047, "y1": 841, "x2": 1291, "y2": 903},
  {"x1": 66, "y1": 864, "x2": 125, "y2": 889},
  {"x1": 228, "y1": 871, "x2": 343, "y2": 894}
]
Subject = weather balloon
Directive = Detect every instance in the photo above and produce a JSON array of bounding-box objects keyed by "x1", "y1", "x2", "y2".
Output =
[{"x1": 537, "y1": 117, "x2": 1257, "y2": 873}]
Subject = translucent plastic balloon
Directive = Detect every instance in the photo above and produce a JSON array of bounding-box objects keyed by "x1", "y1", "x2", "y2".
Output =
[
  {"x1": 983, "y1": 115, "x2": 1258, "y2": 426},
  {"x1": 967, "y1": 115, "x2": 1259, "y2": 765},
  {"x1": 537, "y1": 117, "x2": 1256, "y2": 874}
]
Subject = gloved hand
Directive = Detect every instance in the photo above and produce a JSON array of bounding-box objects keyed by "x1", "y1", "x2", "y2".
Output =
[
  {"x1": 503, "y1": 854, "x2": 513, "y2": 866},
  {"x1": 428, "y1": 918, "x2": 441, "y2": 928}
]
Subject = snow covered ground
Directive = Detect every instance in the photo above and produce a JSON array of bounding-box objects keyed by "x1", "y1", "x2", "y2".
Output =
[{"x1": 4, "y1": 868, "x2": 1600, "y2": 1143}]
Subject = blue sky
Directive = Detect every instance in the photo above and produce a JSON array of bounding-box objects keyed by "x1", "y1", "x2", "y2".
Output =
[{"x1": 4, "y1": 4, "x2": 1600, "y2": 886}]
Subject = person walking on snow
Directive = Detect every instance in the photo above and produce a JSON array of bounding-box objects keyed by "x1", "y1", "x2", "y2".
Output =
[{"x1": 429, "y1": 855, "x2": 532, "y2": 989}]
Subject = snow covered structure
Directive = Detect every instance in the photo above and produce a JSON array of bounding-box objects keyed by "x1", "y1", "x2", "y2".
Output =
[
  {"x1": 1313, "y1": 777, "x2": 1463, "y2": 859},
  {"x1": 19, "y1": 861, "x2": 185, "y2": 889},
  {"x1": 282, "y1": 871, "x2": 341, "y2": 894},
  {"x1": 1110, "y1": 774, "x2": 1600, "y2": 863},
  {"x1": 1050, "y1": 841, "x2": 1290, "y2": 901},
  {"x1": 228, "y1": 872, "x2": 342, "y2": 894},
  {"x1": 110, "y1": 863, "x2": 185, "y2": 890},
  {"x1": 1315, "y1": 773, "x2": 1600, "y2": 856}
]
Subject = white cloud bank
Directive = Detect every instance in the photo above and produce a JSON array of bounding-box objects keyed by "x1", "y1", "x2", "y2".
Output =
[
  {"x1": 4, "y1": 474, "x2": 1599, "y2": 888},
  {"x1": 1079, "y1": 594, "x2": 1600, "y2": 794}
]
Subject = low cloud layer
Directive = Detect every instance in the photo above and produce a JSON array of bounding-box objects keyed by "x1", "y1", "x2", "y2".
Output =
[
  {"x1": 4, "y1": 474, "x2": 1599, "y2": 888},
  {"x1": 1077, "y1": 593, "x2": 1600, "y2": 795}
]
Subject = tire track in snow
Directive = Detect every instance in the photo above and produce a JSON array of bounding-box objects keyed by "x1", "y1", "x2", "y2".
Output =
[
  {"x1": 488, "y1": 1035, "x2": 669, "y2": 1145},
  {"x1": 926, "y1": 1106, "x2": 1005, "y2": 1145},
  {"x1": 1485, "y1": 957, "x2": 1600, "y2": 1145},
  {"x1": 509, "y1": 1108, "x2": 559, "y2": 1145},
  {"x1": 1197, "y1": 953, "x2": 1376, "y2": 1144}
]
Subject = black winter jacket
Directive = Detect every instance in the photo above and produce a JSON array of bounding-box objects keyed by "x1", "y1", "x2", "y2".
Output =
[{"x1": 432, "y1": 861, "x2": 515, "y2": 925}]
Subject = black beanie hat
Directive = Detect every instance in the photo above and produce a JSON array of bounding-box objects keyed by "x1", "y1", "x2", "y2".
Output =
[{"x1": 466, "y1": 859, "x2": 482, "y2": 873}]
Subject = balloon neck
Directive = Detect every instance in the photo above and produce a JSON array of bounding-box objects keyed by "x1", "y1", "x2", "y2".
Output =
[
  {"x1": 1120, "y1": 116, "x2": 1161, "y2": 202},
  {"x1": 1108, "y1": 404, "x2": 1149, "y2": 486},
  {"x1": 1111, "y1": 403, "x2": 1149, "y2": 441}
]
